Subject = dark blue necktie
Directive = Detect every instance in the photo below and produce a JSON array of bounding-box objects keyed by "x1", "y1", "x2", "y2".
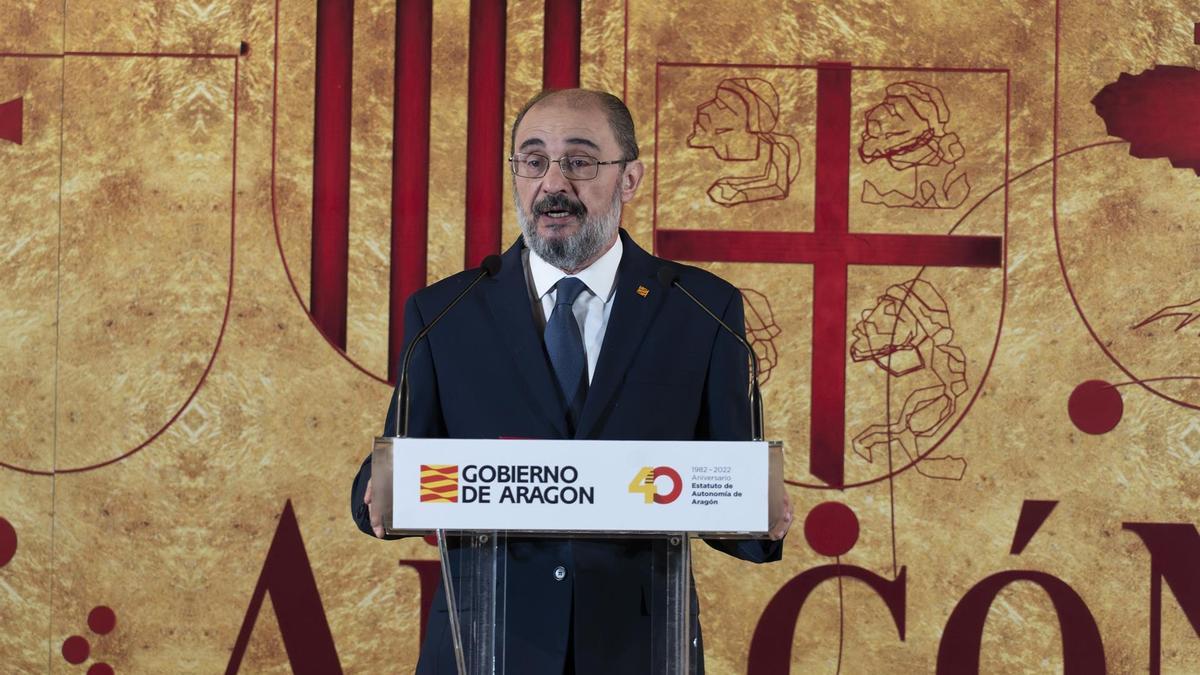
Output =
[{"x1": 545, "y1": 277, "x2": 589, "y2": 433}]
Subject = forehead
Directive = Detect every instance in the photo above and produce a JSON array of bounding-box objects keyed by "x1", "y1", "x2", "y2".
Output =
[{"x1": 515, "y1": 99, "x2": 617, "y2": 153}]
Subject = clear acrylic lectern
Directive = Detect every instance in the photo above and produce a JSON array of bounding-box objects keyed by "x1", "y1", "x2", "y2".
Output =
[{"x1": 372, "y1": 437, "x2": 785, "y2": 675}]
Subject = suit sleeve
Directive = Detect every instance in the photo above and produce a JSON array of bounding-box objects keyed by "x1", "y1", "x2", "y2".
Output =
[
  {"x1": 350, "y1": 294, "x2": 447, "y2": 537},
  {"x1": 698, "y1": 286, "x2": 784, "y2": 563}
]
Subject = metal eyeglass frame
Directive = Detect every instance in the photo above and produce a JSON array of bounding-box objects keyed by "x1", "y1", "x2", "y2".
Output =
[{"x1": 507, "y1": 152, "x2": 633, "y2": 180}]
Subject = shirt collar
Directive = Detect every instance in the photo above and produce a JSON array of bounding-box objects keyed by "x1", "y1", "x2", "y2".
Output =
[{"x1": 529, "y1": 235, "x2": 623, "y2": 302}]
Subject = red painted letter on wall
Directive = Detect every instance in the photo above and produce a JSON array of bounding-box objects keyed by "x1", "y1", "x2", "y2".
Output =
[{"x1": 226, "y1": 501, "x2": 342, "y2": 674}]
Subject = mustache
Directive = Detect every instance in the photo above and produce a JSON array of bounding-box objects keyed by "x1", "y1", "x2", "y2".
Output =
[{"x1": 533, "y1": 193, "x2": 586, "y2": 218}]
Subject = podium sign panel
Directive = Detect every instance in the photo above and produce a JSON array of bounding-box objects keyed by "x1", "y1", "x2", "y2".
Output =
[
  {"x1": 377, "y1": 437, "x2": 771, "y2": 536},
  {"x1": 371, "y1": 437, "x2": 782, "y2": 675}
]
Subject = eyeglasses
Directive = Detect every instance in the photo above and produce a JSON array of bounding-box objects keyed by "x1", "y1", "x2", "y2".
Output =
[{"x1": 508, "y1": 152, "x2": 630, "y2": 180}]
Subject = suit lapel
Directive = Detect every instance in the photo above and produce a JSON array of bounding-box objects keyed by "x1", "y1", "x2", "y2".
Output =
[
  {"x1": 576, "y1": 231, "x2": 666, "y2": 438},
  {"x1": 482, "y1": 240, "x2": 569, "y2": 438}
]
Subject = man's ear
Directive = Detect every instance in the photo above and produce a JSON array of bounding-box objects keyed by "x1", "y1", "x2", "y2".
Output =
[{"x1": 619, "y1": 160, "x2": 645, "y2": 203}]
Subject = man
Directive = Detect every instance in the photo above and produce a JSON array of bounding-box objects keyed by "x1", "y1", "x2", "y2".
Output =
[{"x1": 351, "y1": 88, "x2": 791, "y2": 674}]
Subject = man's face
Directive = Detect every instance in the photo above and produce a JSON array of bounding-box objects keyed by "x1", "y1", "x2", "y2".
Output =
[{"x1": 511, "y1": 99, "x2": 642, "y2": 271}]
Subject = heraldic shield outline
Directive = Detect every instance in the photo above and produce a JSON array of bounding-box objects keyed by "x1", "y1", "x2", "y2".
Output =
[
  {"x1": 653, "y1": 61, "x2": 1009, "y2": 491},
  {"x1": 0, "y1": 49, "x2": 240, "y2": 476},
  {"x1": 268, "y1": 0, "x2": 521, "y2": 388}
]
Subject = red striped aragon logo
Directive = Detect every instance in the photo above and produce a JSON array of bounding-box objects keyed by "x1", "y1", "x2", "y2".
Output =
[{"x1": 420, "y1": 465, "x2": 459, "y2": 503}]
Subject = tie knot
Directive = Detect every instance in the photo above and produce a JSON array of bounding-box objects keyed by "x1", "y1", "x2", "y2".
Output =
[{"x1": 555, "y1": 277, "x2": 588, "y2": 307}]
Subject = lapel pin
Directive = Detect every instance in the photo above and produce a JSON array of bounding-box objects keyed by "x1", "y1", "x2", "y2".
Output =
[{"x1": 636, "y1": 285, "x2": 650, "y2": 298}]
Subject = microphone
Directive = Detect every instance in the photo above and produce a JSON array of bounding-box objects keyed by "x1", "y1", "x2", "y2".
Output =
[
  {"x1": 391, "y1": 254, "x2": 503, "y2": 437},
  {"x1": 657, "y1": 265, "x2": 765, "y2": 441}
]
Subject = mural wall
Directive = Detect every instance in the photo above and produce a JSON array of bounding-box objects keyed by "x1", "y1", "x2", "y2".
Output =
[{"x1": 1, "y1": 0, "x2": 1197, "y2": 672}]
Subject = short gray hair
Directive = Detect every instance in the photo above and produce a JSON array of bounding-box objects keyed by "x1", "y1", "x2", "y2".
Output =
[{"x1": 509, "y1": 88, "x2": 639, "y2": 162}]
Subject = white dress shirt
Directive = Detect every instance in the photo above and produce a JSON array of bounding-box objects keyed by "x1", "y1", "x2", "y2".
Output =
[{"x1": 523, "y1": 236, "x2": 623, "y2": 384}]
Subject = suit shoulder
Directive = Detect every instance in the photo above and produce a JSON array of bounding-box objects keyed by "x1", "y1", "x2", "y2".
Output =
[
  {"x1": 658, "y1": 258, "x2": 740, "y2": 304},
  {"x1": 408, "y1": 268, "x2": 483, "y2": 313},
  {"x1": 418, "y1": 268, "x2": 482, "y2": 294}
]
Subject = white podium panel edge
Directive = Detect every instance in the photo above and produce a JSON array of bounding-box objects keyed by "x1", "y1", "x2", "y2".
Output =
[{"x1": 371, "y1": 437, "x2": 786, "y2": 538}]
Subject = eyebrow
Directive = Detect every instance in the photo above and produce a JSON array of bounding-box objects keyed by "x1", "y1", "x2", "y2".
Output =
[
  {"x1": 564, "y1": 137, "x2": 600, "y2": 152},
  {"x1": 517, "y1": 136, "x2": 602, "y2": 153},
  {"x1": 519, "y1": 138, "x2": 545, "y2": 152}
]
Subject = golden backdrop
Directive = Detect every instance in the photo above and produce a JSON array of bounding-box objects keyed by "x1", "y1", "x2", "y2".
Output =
[{"x1": 1, "y1": 0, "x2": 1198, "y2": 672}]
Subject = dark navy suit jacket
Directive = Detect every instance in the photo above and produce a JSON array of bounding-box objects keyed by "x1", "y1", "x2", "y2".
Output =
[{"x1": 351, "y1": 230, "x2": 781, "y2": 674}]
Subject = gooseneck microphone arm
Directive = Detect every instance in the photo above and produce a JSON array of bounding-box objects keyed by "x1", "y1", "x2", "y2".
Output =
[
  {"x1": 382, "y1": 256, "x2": 501, "y2": 675},
  {"x1": 657, "y1": 266, "x2": 765, "y2": 441},
  {"x1": 391, "y1": 254, "x2": 503, "y2": 438}
]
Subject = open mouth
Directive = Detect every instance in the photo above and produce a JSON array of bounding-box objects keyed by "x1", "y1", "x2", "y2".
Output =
[{"x1": 534, "y1": 195, "x2": 585, "y2": 223}]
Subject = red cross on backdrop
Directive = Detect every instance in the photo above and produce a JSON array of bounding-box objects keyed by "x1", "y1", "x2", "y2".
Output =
[
  {"x1": 657, "y1": 62, "x2": 1004, "y2": 488},
  {"x1": 0, "y1": 97, "x2": 21, "y2": 144}
]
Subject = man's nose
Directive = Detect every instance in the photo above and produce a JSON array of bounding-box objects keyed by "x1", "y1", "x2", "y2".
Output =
[{"x1": 540, "y1": 159, "x2": 573, "y2": 194}]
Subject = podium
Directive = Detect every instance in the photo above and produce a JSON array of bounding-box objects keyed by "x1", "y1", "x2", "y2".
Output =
[{"x1": 373, "y1": 437, "x2": 785, "y2": 675}]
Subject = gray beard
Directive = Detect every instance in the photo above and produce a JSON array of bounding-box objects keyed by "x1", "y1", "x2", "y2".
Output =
[{"x1": 516, "y1": 189, "x2": 622, "y2": 271}]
